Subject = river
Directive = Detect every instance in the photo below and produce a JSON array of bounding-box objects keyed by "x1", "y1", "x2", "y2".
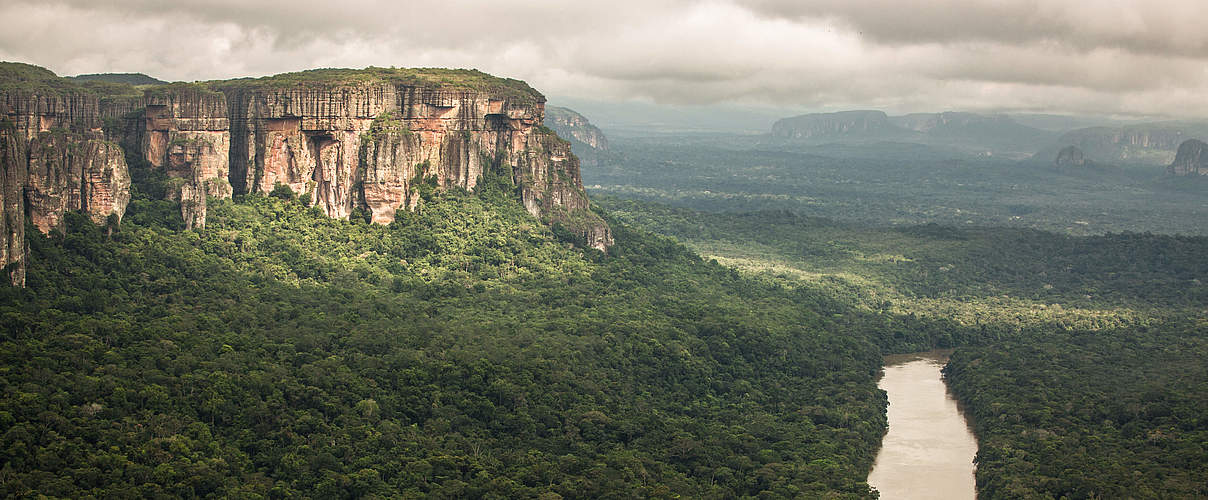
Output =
[{"x1": 867, "y1": 350, "x2": 978, "y2": 499}]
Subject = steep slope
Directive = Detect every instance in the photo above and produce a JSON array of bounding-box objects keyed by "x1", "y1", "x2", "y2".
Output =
[
  {"x1": 771, "y1": 110, "x2": 898, "y2": 140},
  {"x1": 1054, "y1": 145, "x2": 1087, "y2": 168},
  {"x1": 0, "y1": 62, "x2": 137, "y2": 285},
  {"x1": 1168, "y1": 139, "x2": 1208, "y2": 176},
  {"x1": 545, "y1": 105, "x2": 609, "y2": 168},
  {"x1": 545, "y1": 106, "x2": 608, "y2": 148},
  {"x1": 1043, "y1": 123, "x2": 1208, "y2": 165},
  {"x1": 0, "y1": 190, "x2": 890, "y2": 498},
  {"x1": 889, "y1": 112, "x2": 1050, "y2": 150},
  {"x1": 1, "y1": 63, "x2": 613, "y2": 285},
  {"x1": 771, "y1": 110, "x2": 1051, "y2": 157}
]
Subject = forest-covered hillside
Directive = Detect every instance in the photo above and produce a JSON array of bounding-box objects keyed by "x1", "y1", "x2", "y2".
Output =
[{"x1": 1, "y1": 170, "x2": 902, "y2": 498}]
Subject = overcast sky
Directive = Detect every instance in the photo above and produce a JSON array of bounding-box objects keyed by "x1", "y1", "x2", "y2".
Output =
[{"x1": 2, "y1": 0, "x2": 1205, "y2": 118}]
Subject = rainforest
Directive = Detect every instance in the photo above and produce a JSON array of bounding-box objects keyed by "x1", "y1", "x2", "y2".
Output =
[{"x1": 3, "y1": 1, "x2": 1208, "y2": 498}]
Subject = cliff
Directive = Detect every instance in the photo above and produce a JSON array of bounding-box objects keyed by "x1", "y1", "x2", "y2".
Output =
[
  {"x1": 1, "y1": 63, "x2": 612, "y2": 284},
  {"x1": 771, "y1": 110, "x2": 1049, "y2": 157},
  {"x1": 771, "y1": 110, "x2": 895, "y2": 140},
  {"x1": 1168, "y1": 139, "x2": 1208, "y2": 176},
  {"x1": 545, "y1": 106, "x2": 608, "y2": 150},
  {"x1": 544, "y1": 106, "x2": 609, "y2": 169},
  {"x1": 1, "y1": 63, "x2": 136, "y2": 285},
  {"x1": 1050, "y1": 123, "x2": 1208, "y2": 165},
  {"x1": 1054, "y1": 145, "x2": 1086, "y2": 168}
]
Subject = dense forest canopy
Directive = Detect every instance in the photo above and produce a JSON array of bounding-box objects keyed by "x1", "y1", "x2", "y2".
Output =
[{"x1": 3, "y1": 141, "x2": 1206, "y2": 497}]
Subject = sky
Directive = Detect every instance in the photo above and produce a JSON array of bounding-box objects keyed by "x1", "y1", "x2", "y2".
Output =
[{"x1": 2, "y1": 0, "x2": 1206, "y2": 119}]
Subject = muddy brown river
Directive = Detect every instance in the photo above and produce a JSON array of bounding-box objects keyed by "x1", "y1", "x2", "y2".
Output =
[{"x1": 867, "y1": 350, "x2": 978, "y2": 499}]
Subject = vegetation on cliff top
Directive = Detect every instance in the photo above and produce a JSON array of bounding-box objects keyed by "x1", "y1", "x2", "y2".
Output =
[
  {"x1": 67, "y1": 72, "x2": 166, "y2": 86},
  {"x1": 211, "y1": 66, "x2": 543, "y2": 101},
  {"x1": 0, "y1": 62, "x2": 145, "y2": 99},
  {"x1": 3, "y1": 62, "x2": 543, "y2": 102}
]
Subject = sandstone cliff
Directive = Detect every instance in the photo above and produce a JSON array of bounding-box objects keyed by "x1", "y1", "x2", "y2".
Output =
[
  {"x1": 1, "y1": 63, "x2": 136, "y2": 285},
  {"x1": 1168, "y1": 139, "x2": 1208, "y2": 176},
  {"x1": 0, "y1": 123, "x2": 26, "y2": 286},
  {"x1": 1, "y1": 63, "x2": 612, "y2": 284}
]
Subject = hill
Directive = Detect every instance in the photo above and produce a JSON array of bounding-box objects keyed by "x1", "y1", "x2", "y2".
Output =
[{"x1": 68, "y1": 72, "x2": 167, "y2": 85}]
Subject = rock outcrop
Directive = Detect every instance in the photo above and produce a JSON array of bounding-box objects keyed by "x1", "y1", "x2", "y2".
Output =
[
  {"x1": 771, "y1": 110, "x2": 1049, "y2": 157},
  {"x1": 1, "y1": 63, "x2": 613, "y2": 284},
  {"x1": 1, "y1": 62, "x2": 136, "y2": 285},
  {"x1": 1168, "y1": 139, "x2": 1208, "y2": 176},
  {"x1": 1052, "y1": 124, "x2": 1208, "y2": 165},
  {"x1": 25, "y1": 130, "x2": 130, "y2": 233},
  {"x1": 545, "y1": 106, "x2": 608, "y2": 150},
  {"x1": 1054, "y1": 145, "x2": 1086, "y2": 168},
  {"x1": 0, "y1": 123, "x2": 26, "y2": 286},
  {"x1": 544, "y1": 106, "x2": 609, "y2": 168}
]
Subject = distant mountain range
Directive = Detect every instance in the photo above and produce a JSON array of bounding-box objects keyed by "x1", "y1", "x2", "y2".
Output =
[
  {"x1": 771, "y1": 110, "x2": 1208, "y2": 165},
  {"x1": 770, "y1": 110, "x2": 1051, "y2": 158},
  {"x1": 1036, "y1": 122, "x2": 1208, "y2": 166}
]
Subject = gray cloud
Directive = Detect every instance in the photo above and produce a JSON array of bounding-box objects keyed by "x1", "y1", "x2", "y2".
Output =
[
  {"x1": 740, "y1": 0, "x2": 1208, "y2": 58},
  {"x1": 1, "y1": 0, "x2": 1206, "y2": 118}
]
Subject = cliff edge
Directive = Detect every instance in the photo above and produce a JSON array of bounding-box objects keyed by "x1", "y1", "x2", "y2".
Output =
[
  {"x1": 1168, "y1": 139, "x2": 1208, "y2": 176},
  {"x1": 1, "y1": 63, "x2": 613, "y2": 285}
]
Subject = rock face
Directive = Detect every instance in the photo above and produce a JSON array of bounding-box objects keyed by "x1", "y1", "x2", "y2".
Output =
[
  {"x1": 545, "y1": 106, "x2": 608, "y2": 150},
  {"x1": 771, "y1": 110, "x2": 894, "y2": 139},
  {"x1": 1168, "y1": 139, "x2": 1208, "y2": 176},
  {"x1": 1, "y1": 63, "x2": 612, "y2": 284},
  {"x1": 544, "y1": 106, "x2": 609, "y2": 168},
  {"x1": 25, "y1": 130, "x2": 130, "y2": 233},
  {"x1": 212, "y1": 73, "x2": 610, "y2": 250},
  {"x1": 1053, "y1": 124, "x2": 1208, "y2": 165},
  {"x1": 1, "y1": 62, "x2": 136, "y2": 285},
  {"x1": 771, "y1": 110, "x2": 1049, "y2": 157},
  {"x1": 0, "y1": 124, "x2": 26, "y2": 286},
  {"x1": 1054, "y1": 145, "x2": 1086, "y2": 168}
]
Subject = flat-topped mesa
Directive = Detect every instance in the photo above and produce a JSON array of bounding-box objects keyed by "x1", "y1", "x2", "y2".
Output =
[
  {"x1": 772, "y1": 110, "x2": 894, "y2": 139},
  {"x1": 0, "y1": 63, "x2": 612, "y2": 283},
  {"x1": 1168, "y1": 139, "x2": 1208, "y2": 176},
  {"x1": 209, "y1": 68, "x2": 611, "y2": 249}
]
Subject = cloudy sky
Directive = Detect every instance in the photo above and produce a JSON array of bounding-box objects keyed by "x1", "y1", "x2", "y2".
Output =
[{"x1": 2, "y1": 0, "x2": 1206, "y2": 118}]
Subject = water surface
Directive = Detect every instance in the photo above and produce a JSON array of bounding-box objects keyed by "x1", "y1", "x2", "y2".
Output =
[{"x1": 867, "y1": 350, "x2": 977, "y2": 499}]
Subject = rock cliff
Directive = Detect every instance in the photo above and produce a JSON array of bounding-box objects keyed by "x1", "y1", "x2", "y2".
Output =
[
  {"x1": 1054, "y1": 145, "x2": 1086, "y2": 168},
  {"x1": 1168, "y1": 139, "x2": 1208, "y2": 176},
  {"x1": 1051, "y1": 124, "x2": 1208, "y2": 165},
  {"x1": 544, "y1": 106, "x2": 609, "y2": 168},
  {"x1": 1, "y1": 63, "x2": 613, "y2": 284},
  {"x1": 545, "y1": 106, "x2": 608, "y2": 150},
  {"x1": 771, "y1": 110, "x2": 895, "y2": 140},
  {"x1": 771, "y1": 110, "x2": 1049, "y2": 157},
  {"x1": 1, "y1": 63, "x2": 136, "y2": 285}
]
